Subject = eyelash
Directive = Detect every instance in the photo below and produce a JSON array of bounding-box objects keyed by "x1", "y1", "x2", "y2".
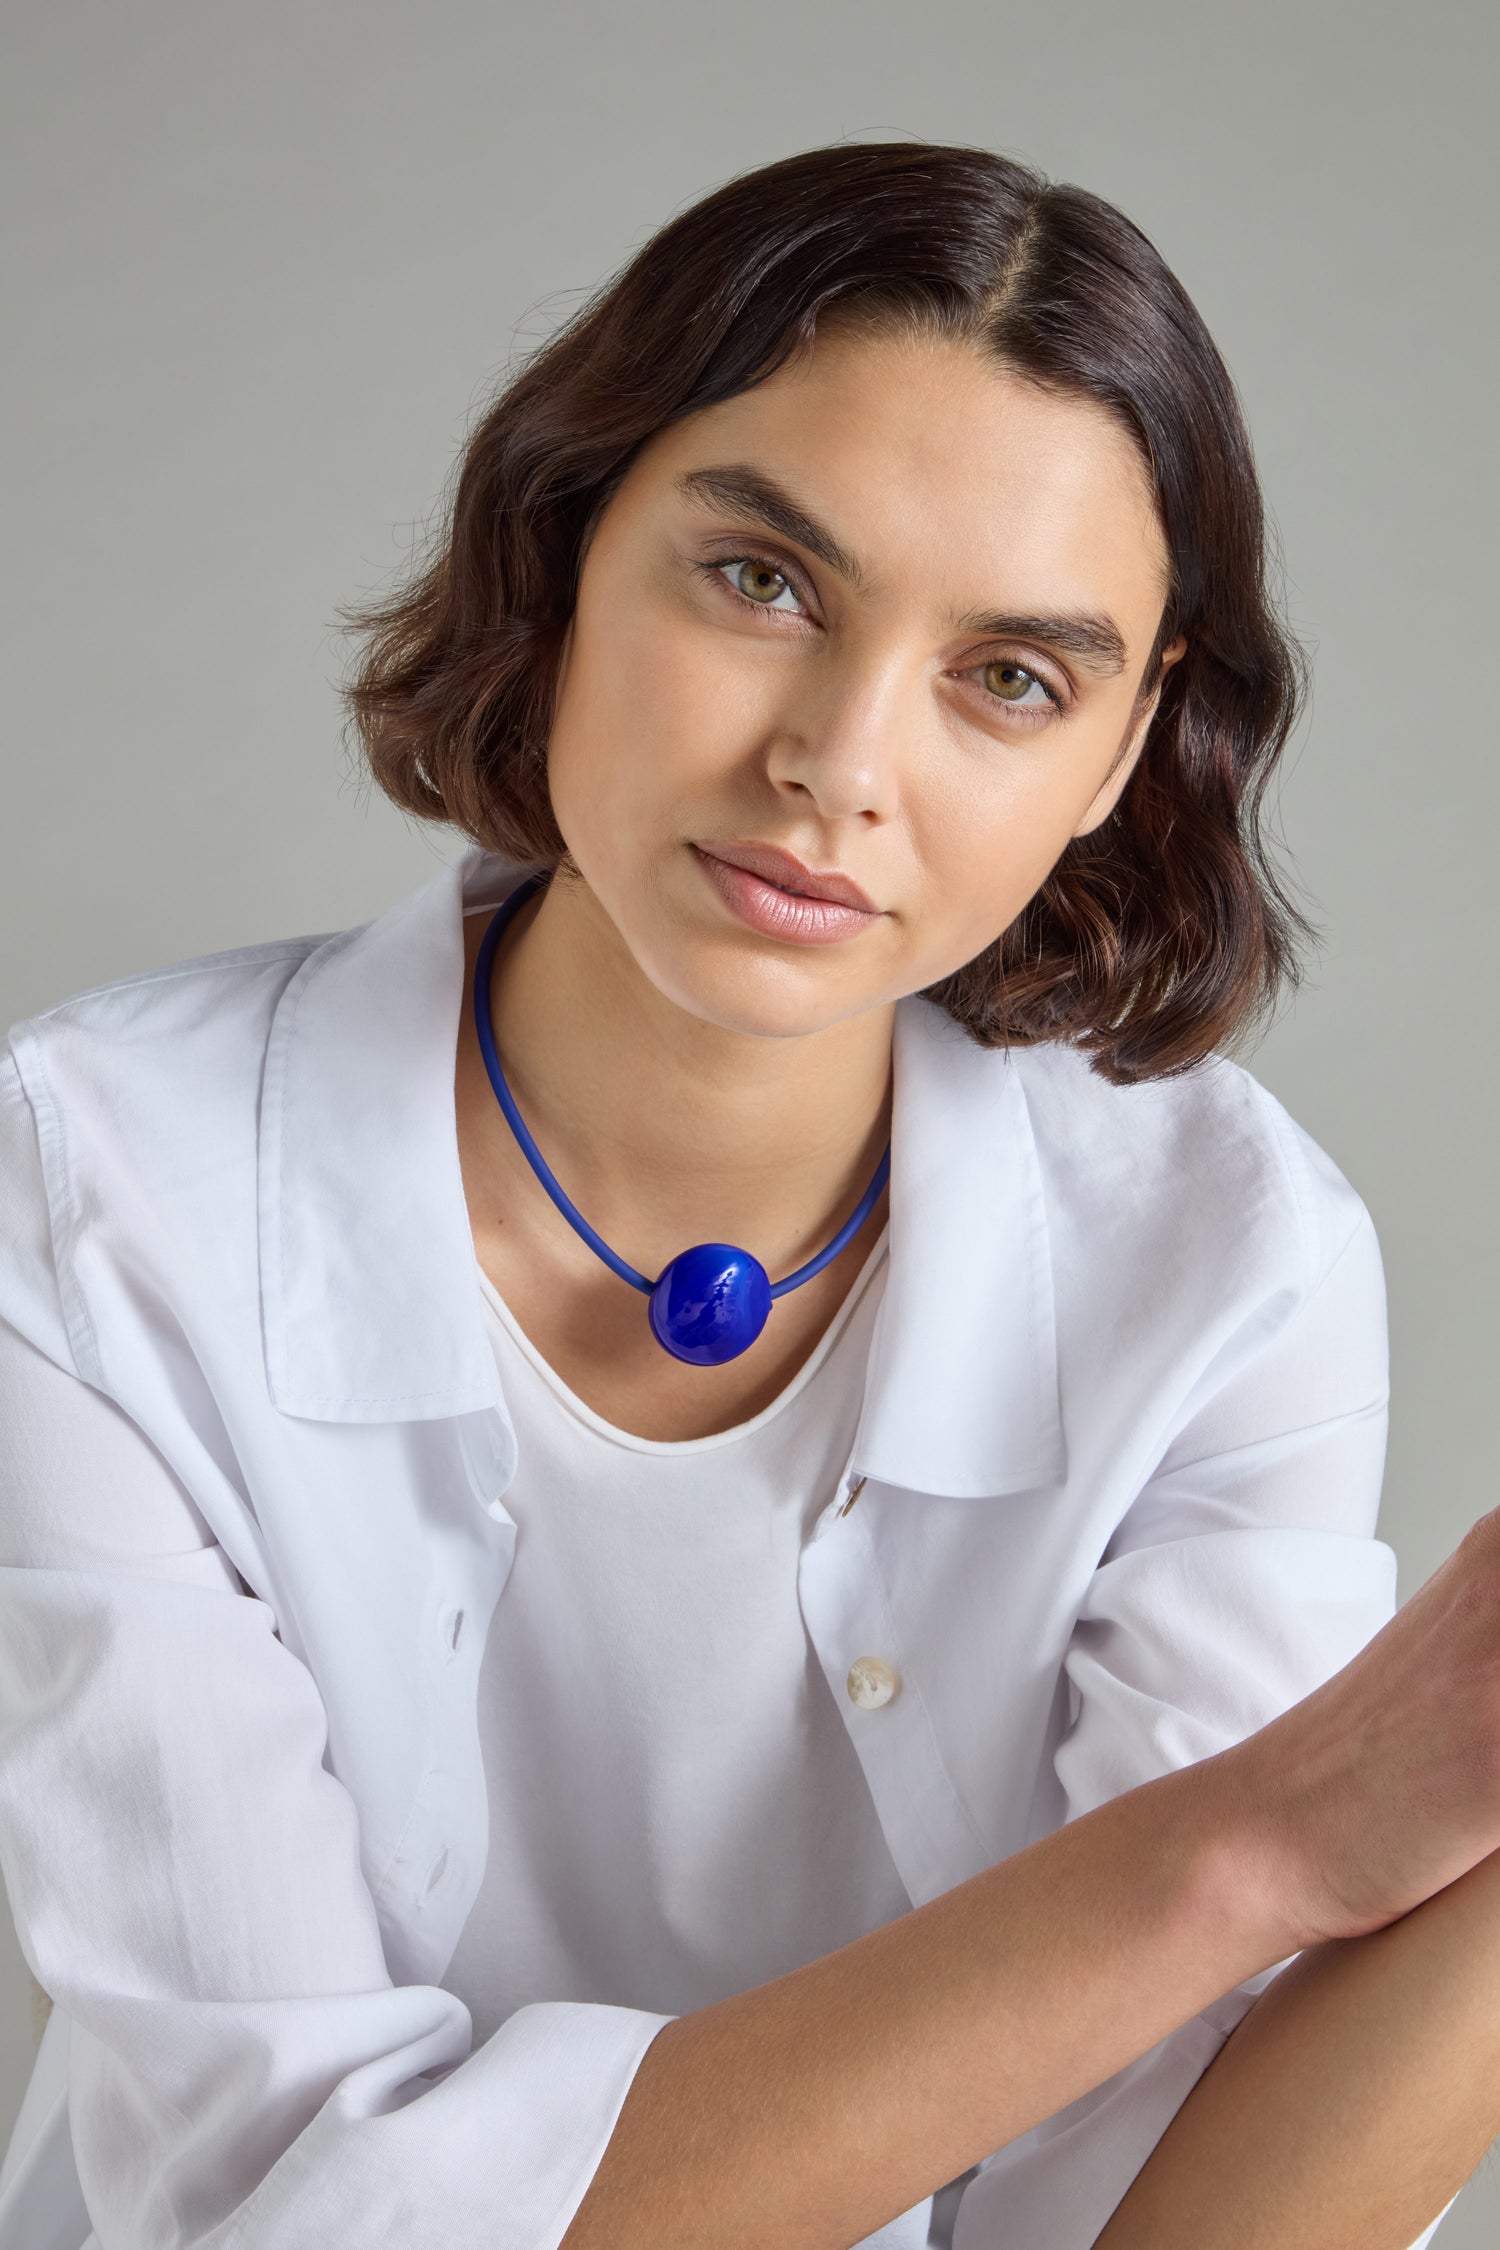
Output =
[{"x1": 697, "y1": 551, "x2": 1068, "y2": 719}]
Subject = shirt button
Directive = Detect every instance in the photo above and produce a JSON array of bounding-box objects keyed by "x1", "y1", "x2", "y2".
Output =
[{"x1": 845, "y1": 1656, "x2": 900, "y2": 1709}]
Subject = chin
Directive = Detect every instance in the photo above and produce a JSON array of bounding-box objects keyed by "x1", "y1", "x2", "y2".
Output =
[{"x1": 641, "y1": 949, "x2": 875, "y2": 1043}]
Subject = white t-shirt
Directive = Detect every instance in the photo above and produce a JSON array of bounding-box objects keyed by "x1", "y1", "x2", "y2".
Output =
[{"x1": 444, "y1": 1222, "x2": 974, "y2": 2248}]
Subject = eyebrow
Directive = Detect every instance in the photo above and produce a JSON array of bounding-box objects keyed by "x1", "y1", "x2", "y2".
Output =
[
  {"x1": 950, "y1": 606, "x2": 1127, "y2": 677},
  {"x1": 674, "y1": 461, "x2": 1129, "y2": 679},
  {"x1": 677, "y1": 464, "x2": 866, "y2": 586}
]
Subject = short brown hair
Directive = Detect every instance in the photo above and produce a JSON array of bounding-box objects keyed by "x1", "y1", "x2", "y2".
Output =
[{"x1": 343, "y1": 140, "x2": 1314, "y2": 1084}]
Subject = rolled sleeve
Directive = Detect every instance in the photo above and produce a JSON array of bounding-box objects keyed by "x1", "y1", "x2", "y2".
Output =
[
  {"x1": 0, "y1": 1051, "x2": 673, "y2": 2250},
  {"x1": 956, "y1": 1199, "x2": 1452, "y2": 2250}
]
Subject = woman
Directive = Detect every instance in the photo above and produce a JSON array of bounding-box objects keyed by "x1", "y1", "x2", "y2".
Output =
[{"x1": 0, "y1": 139, "x2": 1496, "y2": 2250}]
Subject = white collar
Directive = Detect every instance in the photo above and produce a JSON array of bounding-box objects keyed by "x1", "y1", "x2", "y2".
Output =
[{"x1": 258, "y1": 845, "x2": 1066, "y2": 1499}]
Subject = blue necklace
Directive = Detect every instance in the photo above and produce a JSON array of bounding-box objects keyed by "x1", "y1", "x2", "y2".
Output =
[{"x1": 473, "y1": 871, "x2": 892, "y2": 1367}]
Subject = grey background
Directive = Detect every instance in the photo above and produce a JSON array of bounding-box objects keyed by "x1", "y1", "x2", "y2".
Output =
[{"x1": 2, "y1": 0, "x2": 1495, "y2": 2235}]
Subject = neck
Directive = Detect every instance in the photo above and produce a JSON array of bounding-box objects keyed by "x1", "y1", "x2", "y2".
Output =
[{"x1": 469, "y1": 869, "x2": 895, "y2": 1281}]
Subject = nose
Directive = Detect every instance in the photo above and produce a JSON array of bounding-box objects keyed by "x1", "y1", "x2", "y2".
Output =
[{"x1": 763, "y1": 650, "x2": 907, "y2": 825}]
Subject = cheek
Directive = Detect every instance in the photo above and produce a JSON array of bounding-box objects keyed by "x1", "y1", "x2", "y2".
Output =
[
  {"x1": 907, "y1": 769, "x2": 1086, "y2": 969},
  {"x1": 552, "y1": 589, "x2": 769, "y2": 814}
]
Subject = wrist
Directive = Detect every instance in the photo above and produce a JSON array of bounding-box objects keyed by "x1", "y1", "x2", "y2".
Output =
[{"x1": 1151, "y1": 1749, "x2": 1317, "y2": 1970}]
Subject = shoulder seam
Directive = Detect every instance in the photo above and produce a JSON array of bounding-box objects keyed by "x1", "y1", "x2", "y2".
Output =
[
  {"x1": 12, "y1": 933, "x2": 339, "y2": 1028},
  {"x1": 3, "y1": 1025, "x2": 102, "y2": 1387},
  {"x1": 1246, "y1": 1076, "x2": 1367, "y2": 1298}
]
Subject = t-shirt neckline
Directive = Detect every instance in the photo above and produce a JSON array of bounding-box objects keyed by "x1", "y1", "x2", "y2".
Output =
[{"x1": 474, "y1": 1220, "x2": 890, "y2": 1457}]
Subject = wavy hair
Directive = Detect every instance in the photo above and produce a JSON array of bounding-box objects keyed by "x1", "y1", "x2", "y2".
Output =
[{"x1": 342, "y1": 140, "x2": 1314, "y2": 1083}]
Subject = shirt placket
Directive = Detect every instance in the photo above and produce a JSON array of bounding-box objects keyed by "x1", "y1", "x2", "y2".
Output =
[{"x1": 799, "y1": 1464, "x2": 992, "y2": 1912}]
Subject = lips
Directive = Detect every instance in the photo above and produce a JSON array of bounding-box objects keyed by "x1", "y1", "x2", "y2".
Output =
[{"x1": 691, "y1": 839, "x2": 880, "y2": 915}]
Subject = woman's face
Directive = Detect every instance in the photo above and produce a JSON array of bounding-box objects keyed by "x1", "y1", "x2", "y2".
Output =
[{"x1": 544, "y1": 318, "x2": 1185, "y2": 1040}]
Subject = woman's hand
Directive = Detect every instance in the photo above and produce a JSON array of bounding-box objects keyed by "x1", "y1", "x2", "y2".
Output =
[{"x1": 1215, "y1": 1501, "x2": 1500, "y2": 1946}]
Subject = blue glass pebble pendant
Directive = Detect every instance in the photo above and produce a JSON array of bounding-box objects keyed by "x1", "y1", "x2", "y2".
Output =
[
  {"x1": 473, "y1": 871, "x2": 892, "y2": 1368},
  {"x1": 647, "y1": 1243, "x2": 774, "y2": 1366}
]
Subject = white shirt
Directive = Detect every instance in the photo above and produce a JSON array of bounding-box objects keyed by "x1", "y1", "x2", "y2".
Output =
[{"x1": 0, "y1": 844, "x2": 1453, "y2": 2250}]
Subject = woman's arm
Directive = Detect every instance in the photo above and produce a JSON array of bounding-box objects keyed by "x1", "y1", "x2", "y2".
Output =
[
  {"x1": 562, "y1": 1752, "x2": 1290, "y2": 2250},
  {"x1": 1094, "y1": 1844, "x2": 1500, "y2": 2250},
  {"x1": 562, "y1": 1505, "x2": 1500, "y2": 2250}
]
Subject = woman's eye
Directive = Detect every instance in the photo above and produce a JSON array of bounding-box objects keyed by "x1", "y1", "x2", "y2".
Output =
[
  {"x1": 978, "y1": 659, "x2": 1057, "y2": 711},
  {"x1": 715, "y1": 557, "x2": 804, "y2": 612}
]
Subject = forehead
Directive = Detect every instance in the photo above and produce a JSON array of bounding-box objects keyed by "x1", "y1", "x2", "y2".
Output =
[{"x1": 629, "y1": 322, "x2": 1171, "y2": 622}]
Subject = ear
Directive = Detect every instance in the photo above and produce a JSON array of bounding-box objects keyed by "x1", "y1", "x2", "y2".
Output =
[{"x1": 1072, "y1": 634, "x2": 1187, "y2": 838}]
